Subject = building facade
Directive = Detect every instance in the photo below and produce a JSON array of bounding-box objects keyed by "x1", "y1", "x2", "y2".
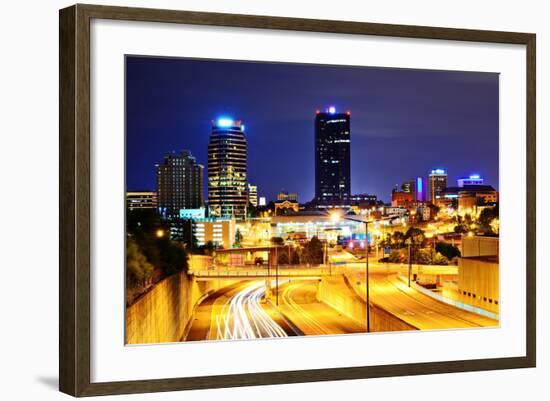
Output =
[
  {"x1": 391, "y1": 190, "x2": 415, "y2": 208},
  {"x1": 126, "y1": 191, "x2": 158, "y2": 211},
  {"x1": 457, "y1": 174, "x2": 484, "y2": 187},
  {"x1": 458, "y1": 236, "x2": 499, "y2": 314},
  {"x1": 314, "y1": 107, "x2": 351, "y2": 208},
  {"x1": 156, "y1": 150, "x2": 204, "y2": 219},
  {"x1": 277, "y1": 191, "x2": 298, "y2": 202},
  {"x1": 192, "y1": 218, "x2": 236, "y2": 248},
  {"x1": 349, "y1": 193, "x2": 377, "y2": 207},
  {"x1": 436, "y1": 185, "x2": 498, "y2": 213},
  {"x1": 208, "y1": 119, "x2": 248, "y2": 219},
  {"x1": 247, "y1": 183, "x2": 258, "y2": 207},
  {"x1": 428, "y1": 168, "x2": 448, "y2": 204}
]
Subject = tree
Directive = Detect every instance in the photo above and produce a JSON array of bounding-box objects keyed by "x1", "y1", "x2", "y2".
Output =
[
  {"x1": 155, "y1": 237, "x2": 188, "y2": 276},
  {"x1": 126, "y1": 238, "x2": 153, "y2": 288},
  {"x1": 302, "y1": 236, "x2": 324, "y2": 265},
  {"x1": 391, "y1": 231, "x2": 406, "y2": 248},
  {"x1": 454, "y1": 224, "x2": 467, "y2": 234},
  {"x1": 432, "y1": 252, "x2": 449, "y2": 265},
  {"x1": 203, "y1": 240, "x2": 216, "y2": 256},
  {"x1": 414, "y1": 249, "x2": 432, "y2": 265},
  {"x1": 435, "y1": 242, "x2": 461, "y2": 260},
  {"x1": 291, "y1": 250, "x2": 301, "y2": 265},
  {"x1": 387, "y1": 250, "x2": 403, "y2": 263},
  {"x1": 234, "y1": 228, "x2": 243, "y2": 246},
  {"x1": 406, "y1": 227, "x2": 425, "y2": 247},
  {"x1": 270, "y1": 236, "x2": 285, "y2": 246},
  {"x1": 277, "y1": 252, "x2": 289, "y2": 265},
  {"x1": 479, "y1": 204, "x2": 499, "y2": 234}
]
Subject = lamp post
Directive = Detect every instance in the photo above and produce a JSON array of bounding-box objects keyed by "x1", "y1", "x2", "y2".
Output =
[
  {"x1": 330, "y1": 211, "x2": 374, "y2": 333},
  {"x1": 406, "y1": 238, "x2": 412, "y2": 287},
  {"x1": 364, "y1": 220, "x2": 371, "y2": 333},
  {"x1": 275, "y1": 245, "x2": 279, "y2": 306}
]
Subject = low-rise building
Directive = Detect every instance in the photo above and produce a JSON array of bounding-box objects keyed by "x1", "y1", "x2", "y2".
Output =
[
  {"x1": 458, "y1": 236, "x2": 499, "y2": 314},
  {"x1": 277, "y1": 191, "x2": 298, "y2": 202},
  {"x1": 391, "y1": 190, "x2": 415, "y2": 208},
  {"x1": 192, "y1": 218, "x2": 236, "y2": 248},
  {"x1": 126, "y1": 191, "x2": 157, "y2": 211},
  {"x1": 274, "y1": 200, "x2": 300, "y2": 215},
  {"x1": 436, "y1": 185, "x2": 498, "y2": 213}
]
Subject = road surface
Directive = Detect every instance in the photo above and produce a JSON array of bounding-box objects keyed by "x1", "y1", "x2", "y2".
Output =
[
  {"x1": 345, "y1": 271, "x2": 498, "y2": 330},
  {"x1": 277, "y1": 280, "x2": 365, "y2": 336},
  {"x1": 186, "y1": 281, "x2": 296, "y2": 341}
]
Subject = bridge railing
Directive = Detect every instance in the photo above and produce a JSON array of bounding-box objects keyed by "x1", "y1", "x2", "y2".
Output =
[{"x1": 189, "y1": 266, "x2": 333, "y2": 277}]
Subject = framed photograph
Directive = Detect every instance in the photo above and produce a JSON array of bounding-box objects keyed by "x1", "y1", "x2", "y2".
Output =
[{"x1": 59, "y1": 4, "x2": 536, "y2": 397}]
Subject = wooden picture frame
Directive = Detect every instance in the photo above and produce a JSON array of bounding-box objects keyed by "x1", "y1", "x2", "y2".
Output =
[{"x1": 59, "y1": 3, "x2": 536, "y2": 397}]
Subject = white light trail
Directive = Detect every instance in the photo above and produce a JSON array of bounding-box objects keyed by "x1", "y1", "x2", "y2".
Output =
[{"x1": 214, "y1": 281, "x2": 288, "y2": 340}]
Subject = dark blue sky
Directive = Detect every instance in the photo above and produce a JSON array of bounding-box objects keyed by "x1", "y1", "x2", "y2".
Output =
[{"x1": 126, "y1": 56, "x2": 498, "y2": 203}]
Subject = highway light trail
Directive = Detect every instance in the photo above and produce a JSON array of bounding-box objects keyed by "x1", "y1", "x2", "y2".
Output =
[{"x1": 214, "y1": 281, "x2": 288, "y2": 340}]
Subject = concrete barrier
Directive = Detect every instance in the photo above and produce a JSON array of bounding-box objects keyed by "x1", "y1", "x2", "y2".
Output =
[
  {"x1": 318, "y1": 275, "x2": 417, "y2": 332},
  {"x1": 125, "y1": 272, "x2": 233, "y2": 344}
]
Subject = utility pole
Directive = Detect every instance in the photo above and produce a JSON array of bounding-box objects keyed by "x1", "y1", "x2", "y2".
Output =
[
  {"x1": 408, "y1": 240, "x2": 412, "y2": 287},
  {"x1": 365, "y1": 221, "x2": 371, "y2": 333},
  {"x1": 275, "y1": 245, "x2": 279, "y2": 306}
]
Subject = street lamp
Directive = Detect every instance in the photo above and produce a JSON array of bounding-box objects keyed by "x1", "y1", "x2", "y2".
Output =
[
  {"x1": 330, "y1": 211, "x2": 374, "y2": 333},
  {"x1": 406, "y1": 238, "x2": 412, "y2": 287}
]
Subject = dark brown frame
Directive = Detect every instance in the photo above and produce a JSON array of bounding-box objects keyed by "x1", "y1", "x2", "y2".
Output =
[{"x1": 59, "y1": 3, "x2": 536, "y2": 397}]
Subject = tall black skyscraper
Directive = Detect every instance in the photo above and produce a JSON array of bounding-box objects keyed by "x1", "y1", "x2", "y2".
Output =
[
  {"x1": 208, "y1": 118, "x2": 248, "y2": 219},
  {"x1": 314, "y1": 107, "x2": 351, "y2": 208},
  {"x1": 156, "y1": 150, "x2": 204, "y2": 219}
]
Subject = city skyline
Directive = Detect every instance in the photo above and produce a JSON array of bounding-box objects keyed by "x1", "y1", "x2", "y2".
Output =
[{"x1": 126, "y1": 56, "x2": 499, "y2": 203}]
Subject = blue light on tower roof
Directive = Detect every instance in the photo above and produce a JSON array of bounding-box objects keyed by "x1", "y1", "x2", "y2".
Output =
[
  {"x1": 217, "y1": 118, "x2": 234, "y2": 127},
  {"x1": 469, "y1": 174, "x2": 481, "y2": 179},
  {"x1": 328, "y1": 106, "x2": 336, "y2": 114}
]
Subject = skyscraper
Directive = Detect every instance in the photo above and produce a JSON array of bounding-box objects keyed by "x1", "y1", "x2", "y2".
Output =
[
  {"x1": 428, "y1": 168, "x2": 448, "y2": 204},
  {"x1": 314, "y1": 107, "x2": 351, "y2": 208},
  {"x1": 208, "y1": 118, "x2": 248, "y2": 219},
  {"x1": 156, "y1": 150, "x2": 204, "y2": 219}
]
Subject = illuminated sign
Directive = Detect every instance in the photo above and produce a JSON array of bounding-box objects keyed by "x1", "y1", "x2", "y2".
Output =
[
  {"x1": 431, "y1": 168, "x2": 446, "y2": 175},
  {"x1": 416, "y1": 177, "x2": 424, "y2": 202},
  {"x1": 217, "y1": 118, "x2": 234, "y2": 127},
  {"x1": 179, "y1": 208, "x2": 206, "y2": 220}
]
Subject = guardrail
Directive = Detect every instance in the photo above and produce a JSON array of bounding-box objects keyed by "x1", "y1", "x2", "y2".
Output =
[
  {"x1": 189, "y1": 267, "x2": 332, "y2": 277},
  {"x1": 396, "y1": 274, "x2": 499, "y2": 320}
]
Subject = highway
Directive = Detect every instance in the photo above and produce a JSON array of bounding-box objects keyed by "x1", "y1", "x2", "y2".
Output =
[
  {"x1": 344, "y1": 270, "x2": 498, "y2": 330},
  {"x1": 211, "y1": 281, "x2": 288, "y2": 340},
  {"x1": 186, "y1": 281, "x2": 296, "y2": 341},
  {"x1": 185, "y1": 268, "x2": 497, "y2": 342},
  {"x1": 277, "y1": 281, "x2": 365, "y2": 335}
]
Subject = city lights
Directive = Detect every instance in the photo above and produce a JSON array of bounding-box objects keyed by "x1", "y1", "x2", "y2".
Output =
[
  {"x1": 126, "y1": 59, "x2": 501, "y2": 345},
  {"x1": 216, "y1": 118, "x2": 234, "y2": 127}
]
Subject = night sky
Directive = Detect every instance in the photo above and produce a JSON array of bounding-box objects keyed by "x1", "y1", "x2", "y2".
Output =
[{"x1": 126, "y1": 56, "x2": 499, "y2": 203}]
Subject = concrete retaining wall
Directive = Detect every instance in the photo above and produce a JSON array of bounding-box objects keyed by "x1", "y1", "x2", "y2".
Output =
[
  {"x1": 318, "y1": 275, "x2": 417, "y2": 332},
  {"x1": 126, "y1": 272, "x2": 231, "y2": 344}
]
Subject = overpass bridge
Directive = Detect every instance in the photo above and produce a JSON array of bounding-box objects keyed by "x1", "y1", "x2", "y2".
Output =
[{"x1": 188, "y1": 266, "x2": 332, "y2": 281}]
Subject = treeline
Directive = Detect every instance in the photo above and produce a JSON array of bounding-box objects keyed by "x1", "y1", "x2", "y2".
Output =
[
  {"x1": 126, "y1": 209, "x2": 188, "y2": 305},
  {"x1": 272, "y1": 236, "x2": 324, "y2": 266},
  {"x1": 379, "y1": 226, "x2": 461, "y2": 266}
]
